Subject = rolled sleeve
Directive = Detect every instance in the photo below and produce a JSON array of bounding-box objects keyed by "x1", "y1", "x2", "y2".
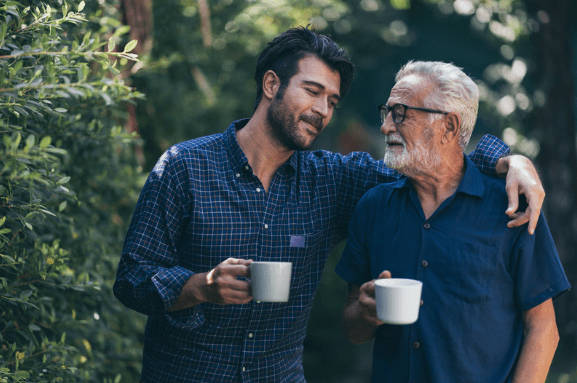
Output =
[
  {"x1": 468, "y1": 134, "x2": 511, "y2": 176},
  {"x1": 152, "y1": 265, "x2": 205, "y2": 329},
  {"x1": 114, "y1": 148, "x2": 196, "y2": 320}
]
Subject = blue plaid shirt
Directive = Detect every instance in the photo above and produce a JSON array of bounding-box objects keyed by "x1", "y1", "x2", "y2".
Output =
[{"x1": 113, "y1": 118, "x2": 510, "y2": 382}]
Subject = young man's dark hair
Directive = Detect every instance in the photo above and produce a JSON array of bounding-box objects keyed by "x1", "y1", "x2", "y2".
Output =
[{"x1": 253, "y1": 25, "x2": 355, "y2": 111}]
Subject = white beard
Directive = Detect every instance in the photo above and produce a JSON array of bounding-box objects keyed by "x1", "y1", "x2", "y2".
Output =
[{"x1": 384, "y1": 134, "x2": 442, "y2": 177}]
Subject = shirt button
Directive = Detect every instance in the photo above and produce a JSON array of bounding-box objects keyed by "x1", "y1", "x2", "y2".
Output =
[
  {"x1": 423, "y1": 222, "x2": 431, "y2": 229},
  {"x1": 264, "y1": 224, "x2": 269, "y2": 229},
  {"x1": 242, "y1": 367, "x2": 246, "y2": 372},
  {"x1": 245, "y1": 165, "x2": 249, "y2": 170},
  {"x1": 412, "y1": 341, "x2": 420, "y2": 349},
  {"x1": 421, "y1": 260, "x2": 428, "y2": 268},
  {"x1": 235, "y1": 173, "x2": 240, "y2": 178},
  {"x1": 248, "y1": 333, "x2": 253, "y2": 338},
  {"x1": 256, "y1": 188, "x2": 261, "y2": 192}
]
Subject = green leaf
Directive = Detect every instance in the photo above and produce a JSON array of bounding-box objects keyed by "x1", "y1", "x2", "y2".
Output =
[
  {"x1": 123, "y1": 39, "x2": 137, "y2": 53},
  {"x1": 39, "y1": 136, "x2": 51, "y2": 148},
  {"x1": 107, "y1": 38, "x2": 116, "y2": 52},
  {"x1": 78, "y1": 1, "x2": 85, "y2": 12},
  {"x1": 0, "y1": 216, "x2": 5, "y2": 227},
  {"x1": 57, "y1": 176, "x2": 70, "y2": 184},
  {"x1": 58, "y1": 201, "x2": 67, "y2": 212},
  {"x1": 54, "y1": 108, "x2": 67, "y2": 113}
]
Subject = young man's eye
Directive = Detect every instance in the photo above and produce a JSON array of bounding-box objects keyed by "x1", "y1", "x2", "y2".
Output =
[{"x1": 306, "y1": 88, "x2": 318, "y2": 95}]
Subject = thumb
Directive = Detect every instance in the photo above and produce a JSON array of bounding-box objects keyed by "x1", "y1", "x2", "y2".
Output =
[{"x1": 378, "y1": 270, "x2": 392, "y2": 279}]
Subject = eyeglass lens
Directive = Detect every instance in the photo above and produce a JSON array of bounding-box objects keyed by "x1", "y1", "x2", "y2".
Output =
[{"x1": 380, "y1": 105, "x2": 406, "y2": 124}]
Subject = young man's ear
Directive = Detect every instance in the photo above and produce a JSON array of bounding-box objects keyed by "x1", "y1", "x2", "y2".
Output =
[
  {"x1": 262, "y1": 70, "x2": 281, "y2": 100},
  {"x1": 442, "y1": 112, "x2": 462, "y2": 144}
]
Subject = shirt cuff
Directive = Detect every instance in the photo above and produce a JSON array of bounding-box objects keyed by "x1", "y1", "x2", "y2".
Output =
[
  {"x1": 468, "y1": 134, "x2": 511, "y2": 176},
  {"x1": 152, "y1": 266, "x2": 206, "y2": 330}
]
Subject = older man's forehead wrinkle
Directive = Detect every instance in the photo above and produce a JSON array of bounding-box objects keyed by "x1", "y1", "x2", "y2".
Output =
[{"x1": 389, "y1": 77, "x2": 434, "y2": 106}]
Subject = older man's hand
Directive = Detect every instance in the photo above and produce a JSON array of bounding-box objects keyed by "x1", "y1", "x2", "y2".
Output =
[
  {"x1": 496, "y1": 155, "x2": 545, "y2": 235},
  {"x1": 357, "y1": 270, "x2": 392, "y2": 326}
]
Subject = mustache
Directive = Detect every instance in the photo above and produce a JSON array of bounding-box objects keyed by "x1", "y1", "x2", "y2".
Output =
[
  {"x1": 384, "y1": 134, "x2": 406, "y2": 145},
  {"x1": 300, "y1": 114, "x2": 323, "y2": 132}
]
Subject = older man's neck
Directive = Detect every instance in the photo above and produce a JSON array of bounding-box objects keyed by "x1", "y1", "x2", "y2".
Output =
[{"x1": 409, "y1": 155, "x2": 466, "y2": 220}]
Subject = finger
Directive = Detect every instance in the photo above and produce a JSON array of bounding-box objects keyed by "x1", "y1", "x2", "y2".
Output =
[
  {"x1": 222, "y1": 264, "x2": 252, "y2": 277},
  {"x1": 224, "y1": 258, "x2": 253, "y2": 266},
  {"x1": 218, "y1": 289, "x2": 253, "y2": 305},
  {"x1": 525, "y1": 191, "x2": 543, "y2": 236},
  {"x1": 505, "y1": 182, "x2": 519, "y2": 216},
  {"x1": 360, "y1": 280, "x2": 376, "y2": 297},
  {"x1": 507, "y1": 210, "x2": 530, "y2": 228},
  {"x1": 527, "y1": 206, "x2": 540, "y2": 235},
  {"x1": 378, "y1": 270, "x2": 392, "y2": 279}
]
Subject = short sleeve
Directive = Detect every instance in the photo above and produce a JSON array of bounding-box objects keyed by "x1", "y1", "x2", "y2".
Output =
[
  {"x1": 513, "y1": 213, "x2": 570, "y2": 312},
  {"x1": 335, "y1": 191, "x2": 375, "y2": 286}
]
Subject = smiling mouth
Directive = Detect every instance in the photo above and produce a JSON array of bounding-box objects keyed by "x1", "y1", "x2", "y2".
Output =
[{"x1": 300, "y1": 115, "x2": 323, "y2": 133}]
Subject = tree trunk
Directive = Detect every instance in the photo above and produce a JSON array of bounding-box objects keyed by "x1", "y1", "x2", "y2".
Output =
[
  {"x1": 526, "y1": 0, "x2": 577, "y2": 352},
  {"x1": 121, "y1": 0, "x2": 154, "y2": 169}
]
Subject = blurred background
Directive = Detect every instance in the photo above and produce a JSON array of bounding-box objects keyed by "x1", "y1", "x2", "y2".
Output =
[{"x1": 1, "y1": 0, "x2": 576, "y2": 382}]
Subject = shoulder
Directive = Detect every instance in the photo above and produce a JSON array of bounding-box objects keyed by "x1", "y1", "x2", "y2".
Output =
[
  {"x1": 300, "y1": 149, "x2": 379, "y2": 172},
  {"x1": 356, "y1": 182, "x2": 400, "y2": 211}
]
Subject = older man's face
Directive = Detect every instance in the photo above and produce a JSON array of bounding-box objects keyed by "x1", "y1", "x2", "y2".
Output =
[{"x1": 381, "y1": 75, "x2": 442, "y2": 176}]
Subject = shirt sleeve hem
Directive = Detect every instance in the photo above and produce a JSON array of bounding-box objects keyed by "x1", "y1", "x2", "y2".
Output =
[
  {"x1": 519, "y1": 279, "x2": 571, "y2": 312},
  {"x1": 152, "y1": 266, "x2": 206, "y2": 330},
  {"x1": 335, "y1": 263, "x2": 369, "y2": 287}
]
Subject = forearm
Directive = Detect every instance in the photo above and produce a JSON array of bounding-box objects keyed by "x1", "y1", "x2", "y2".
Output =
[
  {"x1": 342, "y1": 300, "x2": 380, "y2": 345},
  {"x1": 512, "y1": 321, "x2": 559, "y2": 382}
]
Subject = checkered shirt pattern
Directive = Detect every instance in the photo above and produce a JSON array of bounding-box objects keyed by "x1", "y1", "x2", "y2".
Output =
[{"x1": 113, "y1": 118, "x2": 509, "y2": 382}]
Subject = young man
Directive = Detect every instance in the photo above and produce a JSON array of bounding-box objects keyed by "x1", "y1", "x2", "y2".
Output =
[
  {"x1": 114, "y1": 28, "x2": 545, "y2": 382},
  {"x1": 337, "y1": 61, "x2": 569, "y2": 383}
]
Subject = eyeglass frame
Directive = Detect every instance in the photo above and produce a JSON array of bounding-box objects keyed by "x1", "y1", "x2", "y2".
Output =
[{"x1": 378, "y1": 103, "x2": 448, "y2": 124}]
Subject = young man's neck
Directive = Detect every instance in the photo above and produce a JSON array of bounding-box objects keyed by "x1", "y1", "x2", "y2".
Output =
[{"x1": 237, "y1": 112, "x2": 294, "y2": 192}]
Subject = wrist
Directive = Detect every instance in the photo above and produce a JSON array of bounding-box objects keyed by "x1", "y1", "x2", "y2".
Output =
[{"x1": 495, "y1": 155, "x2": 510, "y2": 176}]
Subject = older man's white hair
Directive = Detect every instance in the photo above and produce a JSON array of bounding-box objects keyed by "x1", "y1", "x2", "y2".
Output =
[{"x1": 395, "y1": 61, "x2": 479, "y2": 150}]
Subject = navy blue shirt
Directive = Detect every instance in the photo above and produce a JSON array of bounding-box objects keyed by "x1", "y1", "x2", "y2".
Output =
[
  {"x1": 336, "y1": 156, "x2": 570, "y2": 383},
  {"x1": 113, "y1": 119, "x2": 511, "y2": 382}
]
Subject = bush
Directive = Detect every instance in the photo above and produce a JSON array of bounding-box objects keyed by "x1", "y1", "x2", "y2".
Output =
[{"x1": 1, "y1": 1, "x2": 145, "y2": 381}]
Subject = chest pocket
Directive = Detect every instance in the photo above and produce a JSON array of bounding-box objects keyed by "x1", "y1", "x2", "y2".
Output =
[
  {"x1": 437, "y1": 239, "x2": 498, "y2": 303},
  {"x1": 272, "y1": 203, "x2": 325, "y2": 297}
]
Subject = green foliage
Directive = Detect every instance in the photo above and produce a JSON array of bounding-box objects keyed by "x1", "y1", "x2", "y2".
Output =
[{"x1": 1, "y1": 1, "x2": 145, "y2": 381}]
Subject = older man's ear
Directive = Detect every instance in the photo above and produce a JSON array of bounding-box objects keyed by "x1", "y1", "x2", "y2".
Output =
[{"x1": 441, "y1": 112, "x2": 462, "y2": 145}]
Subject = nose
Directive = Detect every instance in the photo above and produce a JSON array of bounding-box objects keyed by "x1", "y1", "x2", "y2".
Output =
[
  {"x1": 311, "y1": 97, "x2": 330, "y2": 119},
  {"x1": 380, "y1": 114, "x2": 397, "y2": 135}
]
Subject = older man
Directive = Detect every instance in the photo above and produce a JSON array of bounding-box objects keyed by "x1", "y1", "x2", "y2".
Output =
[{"x1": 336, "y1": 61, "x2": 570, "y2": 383}]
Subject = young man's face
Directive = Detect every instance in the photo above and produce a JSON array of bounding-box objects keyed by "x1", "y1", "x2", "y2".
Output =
[{"x1": 266, "y1": 55, "x2": 341, "y2": 151}]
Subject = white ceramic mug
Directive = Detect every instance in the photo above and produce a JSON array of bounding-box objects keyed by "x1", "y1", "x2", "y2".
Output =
[
  {"x1": 375, "y1": 278, "x2": 423, "y2": 325},
  {"x1": 250, "y1": 261, "x2": 292, "y2": 302}
]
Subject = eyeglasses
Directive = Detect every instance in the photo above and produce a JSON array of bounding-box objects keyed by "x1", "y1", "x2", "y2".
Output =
[{"x1": 378, "y1": 103, "x2": 448, "y2": 124}]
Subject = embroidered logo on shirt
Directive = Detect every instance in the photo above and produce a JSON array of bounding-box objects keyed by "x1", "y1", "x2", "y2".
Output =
[{"x1": 290, "y1": 236, "x2": 305, "y2": 248}]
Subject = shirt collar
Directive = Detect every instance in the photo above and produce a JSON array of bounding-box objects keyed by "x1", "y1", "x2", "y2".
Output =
[
  {"x1": 385, "y1": 155, "x2": 485, "y2": 198},
  {"x1": 224, "y1": 118, "x2": 298, "y2": 174}
]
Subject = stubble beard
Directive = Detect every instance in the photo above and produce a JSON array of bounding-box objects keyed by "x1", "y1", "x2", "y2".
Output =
[{"x1": 266, "y1": 93, "x2": 323, "y2": 151}]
